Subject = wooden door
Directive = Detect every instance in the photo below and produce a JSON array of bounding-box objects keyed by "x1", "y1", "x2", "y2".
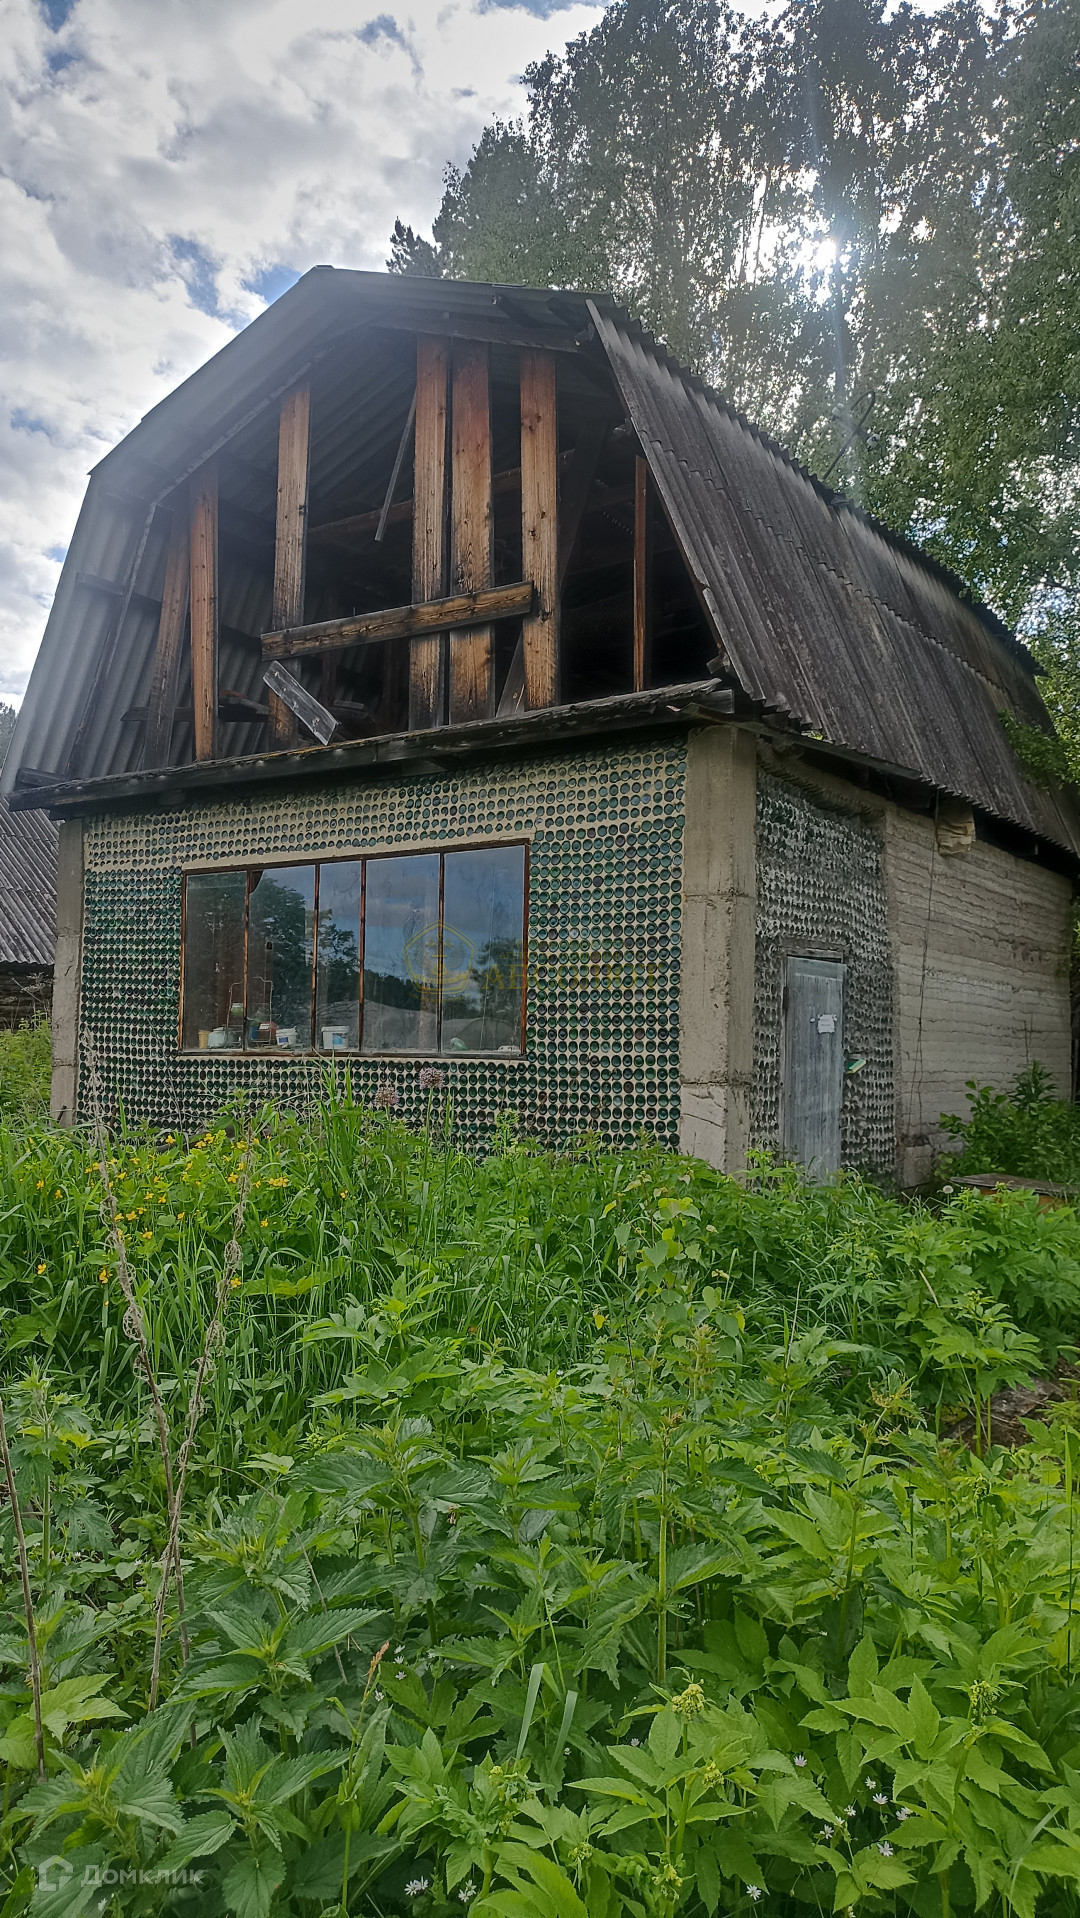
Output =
[{"x1": 782, "y1": 957, "x2": 845, "y2": 1179}]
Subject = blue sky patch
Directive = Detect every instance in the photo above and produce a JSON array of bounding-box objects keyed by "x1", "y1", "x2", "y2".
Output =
[
  {"x1": 39, "y1": 0, "x2": 77, "y2": 28},
  {"x1": 169, "y1": 237, "x2": 220, "y2": 318},
  {"x1": 244, "y1": 264, "x2": 303, "y2": 306}
]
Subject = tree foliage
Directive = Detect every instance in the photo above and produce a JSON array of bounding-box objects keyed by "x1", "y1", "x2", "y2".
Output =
[{"x1": 390, "y1": 0, "x2": 1080, "y2": 750}]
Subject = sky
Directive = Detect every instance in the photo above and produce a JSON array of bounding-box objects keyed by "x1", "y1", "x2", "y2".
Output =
[{"x1": 0, "y1": 0, "x2": 603, "y2": 703}]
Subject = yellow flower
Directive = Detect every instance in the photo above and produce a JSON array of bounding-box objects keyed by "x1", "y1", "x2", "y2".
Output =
[
  {"x1": 54, "y1": 1189, "x2": 62, "y2": 1199},
  {"x1": 165, "y1": 1134, "x2": 175, "y2": 1145},
  {"x1": 158, "y1": 1196, "x2": 167, "y2": 1204},
  {"x1": 177, "y1": 1211, "x2": 185, "y2": 1220},
  {"x1": 260, "y1": 1217, "x2": 268, "y2": 1227},
  {"x1": 35, "y1": 1179, "x2": 44, "y2": 1190},
  {"x1": 99, "y1": 1269, "x2": 109, "y2": 1284},
  {"x1": 340, "y1": 1190, "x2": 347, "y2": 1199},
  {"x1": 125, "y1": 1210, "x2": 137, "y2": 1221},
  {"x1": 230, "y1": 1276, "x2": 241, "y2": 1289},
  {"x1": 36, "y1": 1263, "x2": 46, "y2": 1275},
  {"x1": 141, "y1": 1231, "x2": 153, "y2": 1242}
]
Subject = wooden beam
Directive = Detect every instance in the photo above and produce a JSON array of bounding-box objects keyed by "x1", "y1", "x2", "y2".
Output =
[
  {"x1": 519, "y1": 349, "x2": 559, "y2": 710},
  {"x1": 449, "y1": 341, "x2": 493, "y2": 724},
  {"x1": 558, "y1": 421, "x2": 608, "y2": 589},
  {"x1": 142, "y1": 511, "x2": 189, "y2": 767},
  {"x1": 263, "y1": 583, "x2": 534, "y2": 659},
  {"x1": 270, "y1": 384, "x2": 311, "y2": 747},
  {"x1": 309, "y1": 454, "x2": 575, "y2": 546},
  {"x1": 190, "y1": 464, "x2": 218, "y2": 761},
  {"x1": 633, "y1": 454, "x2": 649, "y2": 693},
  {"x1": 410, "y1": 338, "x2": 448, "y2": 728}
]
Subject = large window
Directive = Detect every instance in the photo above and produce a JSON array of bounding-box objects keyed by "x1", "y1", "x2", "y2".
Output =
[{"x1": 181, "y1": 843, "x2": 526, "y2": 1056}]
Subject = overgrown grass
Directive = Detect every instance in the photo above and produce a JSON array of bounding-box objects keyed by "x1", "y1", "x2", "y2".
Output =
[
  {"x1": 944, "y1": 1062, "x2": 1080, "y2": 1187},
  {"x1": 0, "y1": 1018, "x2": 50, "y2": 1124},
  {"x1": 3, "y1": 1082, "x2": 1080, "y2": 1914}
]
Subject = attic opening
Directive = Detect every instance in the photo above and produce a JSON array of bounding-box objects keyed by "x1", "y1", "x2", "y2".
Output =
[{"x1": 124, "y1": 325, "x2": 716, "y2": 772}]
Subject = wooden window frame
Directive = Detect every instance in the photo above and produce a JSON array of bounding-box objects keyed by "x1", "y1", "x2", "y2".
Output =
[{"x1": 178, "y1": 839, "x2": 530, "y2": 1059}]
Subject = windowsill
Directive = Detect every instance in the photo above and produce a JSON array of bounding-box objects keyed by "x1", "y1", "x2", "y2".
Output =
[{"x1": 178, "y1": 1049, "x2": 526, "y2": 1063}]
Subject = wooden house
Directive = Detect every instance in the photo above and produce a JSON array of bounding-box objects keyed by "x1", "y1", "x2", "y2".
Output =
[{"x1": 6, "y1": 270, "x2": 1078, "y2": 1180}]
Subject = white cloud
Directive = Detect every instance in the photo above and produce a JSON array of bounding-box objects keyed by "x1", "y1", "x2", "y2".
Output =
[{"x1": 0, "y1": 0, "x2": 602, "y2": 700}]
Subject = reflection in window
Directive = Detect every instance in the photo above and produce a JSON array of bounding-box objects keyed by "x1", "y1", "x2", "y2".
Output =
[
  {"x1": 362, "y1": 854, "x2": 440, "y2": 1054},
  {"x1": 316, "y1": 862, "x2": 361, "y2": 1051},
  {"x1": 246, "y1": 866, "x2": 315, "y2": 1048},
  {"x1": 181, "y1": 871, "x2": 246, "y2": 1051},
  {"x1": 441, "y1": 846, "x2": 525, "y2": 1053},
  {"x1": 181, "y1": 843, "x2": 527, "y2": 1055}
]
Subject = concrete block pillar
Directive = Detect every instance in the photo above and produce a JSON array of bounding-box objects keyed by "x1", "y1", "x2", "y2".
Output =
[
  {"x1": 51, "y1": 816, "x2": 84, "y2": 1126},
  {"x1": 678, "y1": 725, "x2": 757, "y2": 1174}
]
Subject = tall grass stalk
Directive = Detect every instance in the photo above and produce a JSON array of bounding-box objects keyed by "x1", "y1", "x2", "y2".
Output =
[
  {"x1": 0, "y1": 1392, "x2": 44, "y2": 1780},
  {"x1": 150, "y1": 1133, "x2": 251, "y2": 1708},
  {"x1": 84, "y1": 1039, "x2": 187, "y2": 1657}
]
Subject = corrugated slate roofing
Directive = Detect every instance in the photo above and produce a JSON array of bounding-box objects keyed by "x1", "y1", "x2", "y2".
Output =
[
  {"x1": 0, "y1": 797, "x2": 56, "y2": 966},
  {"x1": 6, "y1": 266, "x2": 1078, "y2": 858}
]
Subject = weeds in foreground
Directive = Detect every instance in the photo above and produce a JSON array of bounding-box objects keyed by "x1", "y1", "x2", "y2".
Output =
[{"x1": 1, "y1": 1087, "x2": 1080, "y2": 1910}]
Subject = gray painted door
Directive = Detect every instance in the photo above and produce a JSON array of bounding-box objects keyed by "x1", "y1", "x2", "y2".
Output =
[{"x1": 782, "y1": 957, "x2": 845, "y2": 1179}]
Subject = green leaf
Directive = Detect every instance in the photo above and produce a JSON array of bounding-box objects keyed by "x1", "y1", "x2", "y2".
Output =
[
  {"x1": 154, "y1": 1811, "x2": 237, "y2": 1875},
  {"x1": 649, "y1": 1708, "x2": 681, "y2": 1768},
  {"x1": 495, "y1": 1844, "x2": 589, "y2": 1917},
  {"x1": 907, "y1": 1676, "x2": 940, "y2": 1757},
  {"x1": 222, "y1": 1850, "x2": 285, "y2": 1918}
]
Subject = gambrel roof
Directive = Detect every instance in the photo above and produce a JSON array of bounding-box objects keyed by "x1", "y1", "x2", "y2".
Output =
[{"x1": 7, "y1": 268, "x2": 1079, "y2": 858}]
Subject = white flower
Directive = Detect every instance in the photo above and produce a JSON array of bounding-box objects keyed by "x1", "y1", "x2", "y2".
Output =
[
  {"x1": 793, "y1": 1753, "x2": 807, "y2": 1767},
  {"x1": 878, "y1": 1841, "x2": 894, "y2": 1858},
  {"x1": 564, "y1": 1746, "x2": 571, "y2": 1755},
  {"x1": 746, "y1": 1888, "x2": 763, "y2": 1903},
  {"x1": 896, "y1": 1806, "x2": 912, "y2": 1821},
  {"x1": 874, "y1": 1792, "x2": 888, "y2": 1804},
  {"x1": 405, "y1": 1882, "x2": 430, "y2": 1898},
  {"x1": 631, "y1": 1737, "x2": 640, "y2": 1747},
  {"x1": 819, "y1": 1825, "x2": 835, "y2": 1841},
  {"x1": 458, "y1": 1883, "x2": 476, "y2": 1905},
  {"x1": 864, "y1": 1777, "x2": 877, "y2": 1790},
  {"x1": 396, "y1": 1671, "x2": 406, "y2": 1680},
  {"x1": 844, "y1": 1806, "x2": 856, "y2": 1819},
  {"x1": 374, "y1": 1689, "x2": 383, "y2": 1701}
]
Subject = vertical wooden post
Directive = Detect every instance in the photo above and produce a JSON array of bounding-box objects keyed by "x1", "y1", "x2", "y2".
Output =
[
  {"x1": 270, "y1": 384, "x2": 311, "y2": 748},
  {"x1": 520, "y1": 349, "x2": 559, "y2": 709},
  {"x1": 449, "y1": 341, "x2": 493, "y2": 725},
  {"x1": 190, "y1": 463, "x2": 218, "y2": 762},
  {"x1": 142, "y1": 509, "x2": 189, "y2": 768},
  {"x1": 633, "y1": 454, "x2": 650, "y2": 693},
  {"x1": 410, "y1": 338, "x2": 448, "y2": 729}
]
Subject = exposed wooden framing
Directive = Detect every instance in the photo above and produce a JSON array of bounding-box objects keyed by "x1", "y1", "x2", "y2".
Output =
[
  {"x1": 310, "y1": 453, "x2": 576, "y2": 547},
  {"x1": 142, "y1": 510, "x2": 190, "y2": 768},
  {"x1": 519, "y1": 349, "x2": 559, "y2": 710},
  {"x1": 410, "y1": 337, "x2": 449, "y2": 729},
  {"x1": 557, "y1": 420, "x2": 608, "y2": 589},
  {"x1": 449, "y1": 341, "x2": 494, "y2": 724},
  {"x1": 263, "y1": 583, "x2": 534, "y2": 660},
  {"x1": 633, "y1": 454, "x2": 650, "y2": 693},
  {"x1": 270, "y1": 384, "x2": 311, "y2": 747},
  {"x1": 190, "y1": 463, "x2": 219, "y2": 761}
]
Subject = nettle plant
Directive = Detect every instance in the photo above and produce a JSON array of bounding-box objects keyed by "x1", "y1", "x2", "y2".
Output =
[{"x1": 2, "y1": 1102, "x2": 1080, "y2": 1911}]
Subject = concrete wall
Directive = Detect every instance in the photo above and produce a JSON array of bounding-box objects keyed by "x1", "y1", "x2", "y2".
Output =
[
  {"x1": 51, "y1": 817, "x2": 83, "y2": 1126},
  {"x1": 886, "y1": 806, "x2": 1074, "y2": 1183},
  {"x1": 679, "y1": 725, "x2": 756, "y2": 1173}
]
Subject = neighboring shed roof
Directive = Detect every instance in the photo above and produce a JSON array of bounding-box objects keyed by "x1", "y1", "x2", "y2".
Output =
[
  {"x1": 5, "y1": 267, "x2": 1078, "y2": 859},
  {"x1": 0, "y1": 796, "x2": 57, "y2": 966}
]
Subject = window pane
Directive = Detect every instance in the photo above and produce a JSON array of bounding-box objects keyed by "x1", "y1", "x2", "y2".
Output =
[
  {"x1": 182, "y1": 872, "x2": 247, "y2": 1051},
  {"x1": 441, "y1": 845, "x2": 525, "y2": 1054},
  {"x1": 315, "y1": 862, "x2": 361, "y2": 1050},
  {"x1": 362, "y1": 853, "x2": 439, "y2": 1052},
  {"x1": 246, "y1": 866, "x2": 315, "y2": 1049}
]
